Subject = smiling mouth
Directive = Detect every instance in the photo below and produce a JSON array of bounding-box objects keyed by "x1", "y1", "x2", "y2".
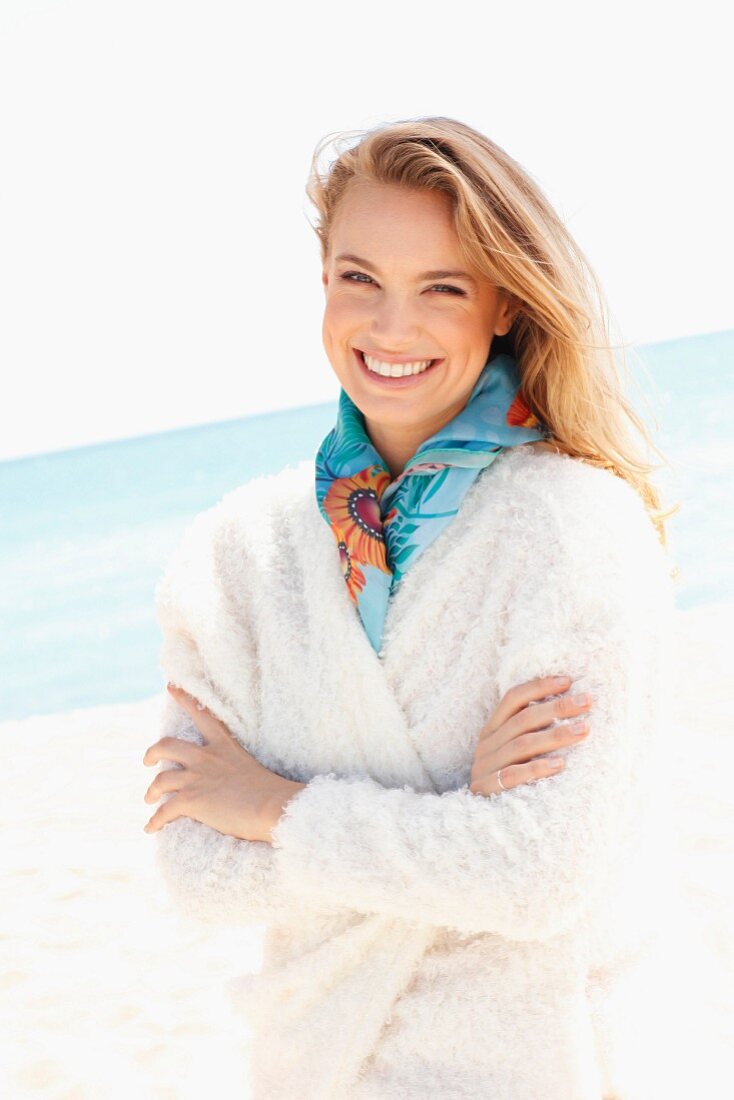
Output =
[{"x1": 354, "y1": 348, "x2": 442, "y2": 379}]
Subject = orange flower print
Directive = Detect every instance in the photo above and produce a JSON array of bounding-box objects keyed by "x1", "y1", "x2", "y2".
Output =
[
  {"x1": 383, "y1": 505, "x2": 399, "y2": 529},
  {"x1": 505, "y1": 389, "x2": 540, "y2": 429},
  {"x1": 333, "y1": 531, "x2": 367, "y2": 604},
  {"x1": 322, "y1": 466, "x2": 392, "y2": 576}
]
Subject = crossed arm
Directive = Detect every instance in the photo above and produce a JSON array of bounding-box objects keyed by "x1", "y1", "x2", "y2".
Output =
[{"x1": 148, "y1": 492, "x2": 674, "y2": 939}]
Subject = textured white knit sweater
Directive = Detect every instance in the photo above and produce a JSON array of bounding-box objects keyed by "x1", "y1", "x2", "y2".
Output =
[{"x1": 153, "y1": 443, "x2": 679, "y2": 1100}]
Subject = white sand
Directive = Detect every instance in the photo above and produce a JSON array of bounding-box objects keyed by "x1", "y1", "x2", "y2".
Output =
[{"x1": 1, "y1": 603, "x2": 732, "y2": 1098}]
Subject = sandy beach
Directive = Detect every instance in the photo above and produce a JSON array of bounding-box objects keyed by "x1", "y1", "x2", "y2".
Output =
[{"x1": 2, "y1": 600, "x2": 732, "y2": 1098}]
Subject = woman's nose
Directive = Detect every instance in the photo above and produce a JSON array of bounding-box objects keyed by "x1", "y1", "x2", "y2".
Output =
[{"x1": 369, "y1": 297, "x2": 420, "y2": 346}]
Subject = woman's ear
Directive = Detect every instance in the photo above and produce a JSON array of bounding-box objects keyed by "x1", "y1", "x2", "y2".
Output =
[{"x1": 497, "y1": 292, "x2": 522, "y2": 336}]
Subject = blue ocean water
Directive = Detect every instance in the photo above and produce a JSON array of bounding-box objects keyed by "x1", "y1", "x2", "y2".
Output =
[{"x1": 2, "y1": 329, "x2": 732, "y2": 722}]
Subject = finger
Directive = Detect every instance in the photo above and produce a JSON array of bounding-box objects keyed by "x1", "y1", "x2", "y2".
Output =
[
  {"x1": 472, "y1": 754, "x2": 565, "y2": 796},
  {"x1": 496, "y1": 675, "x2": 592, "y2": 747},
  {"x1": 142, "y1": 736, "x2": 201, "y2": 768},
  {"x1": 513, "y1": 755, "x2": 566, "y2": 786},
  {"x1": 483, "y1": 675, "x2": 571, "y2": 737},
  {"x1": 144, "y1": 766, "x2": 192, "y2": 805},
  {"x1": 166, "y1": 684, "x2": 232, "y2": 745},
  {"x1": 511, "y1": 693, "x2": 592, "y2": 741},
  {"x1": 475, "y1": 701, "x2": 588, "y2": 775},
  {"x1": 143, "y1": 792, "x2": 189, "y2": 833}
]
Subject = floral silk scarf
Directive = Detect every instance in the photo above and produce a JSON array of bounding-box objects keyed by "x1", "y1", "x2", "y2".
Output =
[{"x1": 314, "y1": 350, "x2": 549, "y2": 655}]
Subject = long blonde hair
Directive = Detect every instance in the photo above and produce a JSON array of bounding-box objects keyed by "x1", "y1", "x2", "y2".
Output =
[{"x1": 305, "y1": 116, "x2": 680, "y2": 560}]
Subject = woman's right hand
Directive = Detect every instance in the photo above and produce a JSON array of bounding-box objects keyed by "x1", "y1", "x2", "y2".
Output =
[{"x1": 469, "y1": 676, "x2": 593, "y2": 796}]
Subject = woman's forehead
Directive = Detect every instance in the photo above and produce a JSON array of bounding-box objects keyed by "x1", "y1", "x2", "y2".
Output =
[{"x1": 328, "y1": 183, "x2": 464, "y2": 264}]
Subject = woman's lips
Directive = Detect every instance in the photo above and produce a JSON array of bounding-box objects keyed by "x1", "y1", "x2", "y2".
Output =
[{"x1": 352, "y1": 347, "x2": 443, "y2": 387}]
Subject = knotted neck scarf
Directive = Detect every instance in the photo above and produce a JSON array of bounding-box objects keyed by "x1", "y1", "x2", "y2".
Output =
[{"x1": 314, "y1": 349, "x2": 549, "y2": 655}]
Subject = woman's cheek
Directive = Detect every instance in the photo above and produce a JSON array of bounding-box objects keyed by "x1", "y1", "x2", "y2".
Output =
[{"x1": 326, "y1": 293, "x2": 366, "y2": 328}]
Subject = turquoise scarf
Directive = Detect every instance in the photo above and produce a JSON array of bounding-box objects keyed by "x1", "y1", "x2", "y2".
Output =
[{"x1": 314, "y1": 349, "x2": 549, "y2": 655}]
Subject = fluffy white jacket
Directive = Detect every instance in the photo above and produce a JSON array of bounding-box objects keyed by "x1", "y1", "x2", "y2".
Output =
[{"x1": 152, "y1": 443, "x2": 681, "y2": 1099}]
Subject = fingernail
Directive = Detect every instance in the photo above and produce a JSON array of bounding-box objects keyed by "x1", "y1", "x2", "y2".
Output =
[{"x1": 554, "y1": 676, "x2": 570, "y2": 686}]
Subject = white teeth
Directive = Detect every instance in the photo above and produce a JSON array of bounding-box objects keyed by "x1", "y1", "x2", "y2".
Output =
[{"x1": 363, "y1": 353, "x2": 434, "y2": 377}]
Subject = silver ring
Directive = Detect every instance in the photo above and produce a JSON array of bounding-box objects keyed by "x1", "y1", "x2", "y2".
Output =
[{"x1": 496, "y1": 768, "x2": 507, "y2": 792}]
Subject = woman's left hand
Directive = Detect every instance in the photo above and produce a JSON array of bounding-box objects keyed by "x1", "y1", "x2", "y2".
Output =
[{"x1": 142, "y1": 684, "x2": 306, "y2": 843}]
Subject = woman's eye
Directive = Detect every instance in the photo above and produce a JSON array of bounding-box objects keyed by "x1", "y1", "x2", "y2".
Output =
[
  {"x1": 340, "y1": 271, "x2": 374, "y2": 284},
  {"x1": 339, "y1": 272, "x2": 465, "y2": 296}
]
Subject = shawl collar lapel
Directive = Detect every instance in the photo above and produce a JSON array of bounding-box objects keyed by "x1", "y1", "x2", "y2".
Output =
[
  {"x1": 295, "y1": 450, "x2": 516, "y2": 792},
  {"x1": 239, "y1": 449, "x2": 520, "y2": 1100}
]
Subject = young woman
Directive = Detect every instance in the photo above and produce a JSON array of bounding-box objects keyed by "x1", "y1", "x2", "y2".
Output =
[{"x1": 142, "y1": 118, "x2": 679, "y2": 1099}]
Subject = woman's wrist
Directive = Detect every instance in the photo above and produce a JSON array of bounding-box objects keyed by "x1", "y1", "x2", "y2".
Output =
[{"x1": 260, "y1": 778, "x2": 308, "y2": 843}]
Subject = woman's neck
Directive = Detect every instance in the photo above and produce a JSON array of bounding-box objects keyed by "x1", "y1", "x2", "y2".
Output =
[{"x1": 365, "y1": 416, "x2": 447, "y2": 481}]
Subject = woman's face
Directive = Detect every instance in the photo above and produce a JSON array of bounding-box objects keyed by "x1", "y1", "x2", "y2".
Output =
[{"x1": 321, "y1": 179, "x2": 520, "y2": 472}]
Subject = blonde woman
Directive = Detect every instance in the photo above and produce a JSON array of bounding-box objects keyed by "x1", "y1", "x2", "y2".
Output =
[{"x1": 143, "y1": 118, "x2": 680, "y2": 1098}]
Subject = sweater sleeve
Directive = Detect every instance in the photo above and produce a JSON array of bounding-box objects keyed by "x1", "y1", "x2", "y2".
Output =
[
  {"x1": 150, "y1": 498, "x2": 292, "y2": 928},
  {"x1": 151, "y1": 692, "x2": 291, "y2": 928},
  {"x1": 268, "y1": 481, "x2": 677, "y2": 941}
]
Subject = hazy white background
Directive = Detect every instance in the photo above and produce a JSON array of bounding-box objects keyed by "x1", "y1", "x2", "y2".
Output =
[
  {"x1": 2, "y1": 6, "x2": 732, "y2": 1097},
  {"x1": 1, "y1": 0, "x2": 730, "y2": 462}
]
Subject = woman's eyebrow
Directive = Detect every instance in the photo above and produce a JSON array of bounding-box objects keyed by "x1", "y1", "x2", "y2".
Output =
[{"x1": 335, "y1": 252, "x2": 478, "y2": 286}]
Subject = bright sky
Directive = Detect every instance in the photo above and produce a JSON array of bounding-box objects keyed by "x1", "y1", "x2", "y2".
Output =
[{"x1": 0, "y1": 0, "x2": 729, "y2": 462}]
